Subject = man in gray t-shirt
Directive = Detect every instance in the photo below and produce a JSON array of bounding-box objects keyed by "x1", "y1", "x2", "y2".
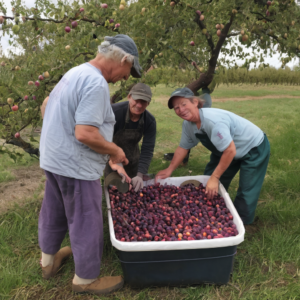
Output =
[{"x1": 39, "y1": 35, "x2": 141, "y2": 296}]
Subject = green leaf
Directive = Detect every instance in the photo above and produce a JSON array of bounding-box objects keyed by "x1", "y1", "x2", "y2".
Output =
[{"x1": 60, "y1": 6, "x2": 65, "y2": 19}]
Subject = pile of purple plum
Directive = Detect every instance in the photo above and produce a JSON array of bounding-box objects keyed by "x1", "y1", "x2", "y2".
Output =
[{"x1": 109, "y1": 182, "x2": 239, "y2": 242}]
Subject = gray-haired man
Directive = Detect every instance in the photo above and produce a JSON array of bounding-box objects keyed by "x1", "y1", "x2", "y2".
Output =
[{"x1": 39, "y1": 34, "x2": 141, "y2": 295}]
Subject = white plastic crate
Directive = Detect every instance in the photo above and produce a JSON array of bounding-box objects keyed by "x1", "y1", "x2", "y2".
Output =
[{"x1": 104, "y1": 175, "x2": 245, "y2": 252}]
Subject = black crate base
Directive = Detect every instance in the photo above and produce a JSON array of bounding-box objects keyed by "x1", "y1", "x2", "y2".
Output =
[{"x1": 118, "y1": 246, "x2": 237, "y2": 288}]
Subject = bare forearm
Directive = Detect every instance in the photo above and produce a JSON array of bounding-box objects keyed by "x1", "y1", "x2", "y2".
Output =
[
  {"x1": 212, "y1": 141, "x2": 236, "y2": 179},
  {"x1": 167, "y1": 147, "x2": 189, "y2": 172},
  {"x1": 75, "y1": 126, "x2": 118, "y2": 156}
]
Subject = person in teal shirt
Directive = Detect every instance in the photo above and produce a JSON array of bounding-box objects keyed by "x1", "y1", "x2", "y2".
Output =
[{"x1": 156, "y1": 87, "x2": 270, "y2": 225}]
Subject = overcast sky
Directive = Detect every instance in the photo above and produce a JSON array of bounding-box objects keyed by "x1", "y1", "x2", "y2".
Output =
[{"x1": 1, "y1": 0, "x2": 299, "y2": 69}]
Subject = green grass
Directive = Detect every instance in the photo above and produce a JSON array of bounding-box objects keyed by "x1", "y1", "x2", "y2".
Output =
[
  {"x1": 0, "y1": 152, "x2": 38, "y2": 184},
  {"x1": 1, "y1": 85, "x2": 300, "y2": 299},
  {"x1": 212, "y1": 84, "x2": 300, "y2": 98},
  {"x1": 0, "y1": 127, "x2": 40, "y2": 183},
  {"x1": 110, "y1": 83, "x2": 300, "y2": 100}
]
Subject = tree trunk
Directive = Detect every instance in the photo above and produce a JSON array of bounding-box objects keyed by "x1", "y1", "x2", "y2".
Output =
[{"x1": 6, "y1": 137, "x2": 40, "y2": 158}]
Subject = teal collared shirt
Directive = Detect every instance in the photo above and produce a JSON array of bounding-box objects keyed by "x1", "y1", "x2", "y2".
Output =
[{"x1": 179, "y1": 108, "x2": 264, "y2": 159}]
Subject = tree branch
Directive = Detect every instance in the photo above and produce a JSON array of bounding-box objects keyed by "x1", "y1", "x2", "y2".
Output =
[
  {"x1": 1, "y1": 15, "x2": 105, "y2": 26},
  {"x1": 172, "y1": 49, "x2": 193, "y2": 63},
  {"x1": 227, "y1": 32, "x2": 240, "y2": 37},
  {"x1": 187, "y1": 12, "x2": 236, "y2": 93},
  {"x1": 74, "y1": 51, "x2": 95, "y2": 60},
  {"x1": 193, "y1": 13, "x2": 215, "y2": 53},
  {"x1": 250, "y1": 11, "x2": 275, "y2": 22}
]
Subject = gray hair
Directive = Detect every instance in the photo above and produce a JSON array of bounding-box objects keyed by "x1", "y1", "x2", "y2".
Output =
[
  {"x1": 98, "y1": 40, "x2": 135, "y2": 64},
  {"x1": 186, "y1": 96, "x2": 204, "y2": 109}
]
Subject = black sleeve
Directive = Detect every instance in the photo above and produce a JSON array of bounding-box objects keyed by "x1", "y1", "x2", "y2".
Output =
[
  {"x1": 111, "y1": 102, "x2": 127, "y2": 134},
  {"x1": 138, "y1": 117, "x2": 156, "y2": 174}
]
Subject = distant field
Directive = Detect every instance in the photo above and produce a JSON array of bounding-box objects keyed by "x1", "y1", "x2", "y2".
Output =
[{"x1": 110, "y1": 83, "x2": 300, "y2": 102}]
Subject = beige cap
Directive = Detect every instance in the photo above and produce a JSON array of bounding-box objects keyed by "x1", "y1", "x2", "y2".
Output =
[{"x1": 129, "y1": 83, "x2": 152, "y2": 103}]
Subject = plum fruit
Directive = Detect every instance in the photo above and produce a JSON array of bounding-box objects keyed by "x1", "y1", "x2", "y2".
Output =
[{"x1": 109, "y1": 183, "x2": 238, "y2": 242}]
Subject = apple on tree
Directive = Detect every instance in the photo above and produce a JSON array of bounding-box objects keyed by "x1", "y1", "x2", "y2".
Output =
[
  {"x1": 28, "y1": 81, "x2": 34, "y2": 85},
  {"x1": 12, "y1": 105, "x2": 19, "y2": 111},
  {"x1": 101, "y1": 3, "x2": 108, "y2": 8},
  {"x1": 32, "y1": 95, "x2": 37, "y2": 100},
  {"x1": 190, "y1": 41, "x2": 195, "y2": 46},
  {"x1": 196, "y1": 10, "x2": 201, "y2": 16},
  {"x1": 24, "y1": 95, "x2": 29, "y2": 100},
  {"x1": 119, "y1": 4, "x2": 125, "y2": 10},
  {"x1": 242, "y1": 35, "x2": 248, "y2": 42},
  {"x1": 65, "y1": 45, "x2": 71, "y2": 50},
  {"x1": 43, "y1": 71, "x2": 50, "y2": 78},
  {"x1": 38, "y1": 75, "x2": 44, "y2": 81},
  {"x1": 7, "y1": 98, "x2": 13, "y2": 105},
  {"x1": 71, "y1": 21, "x2": 78, "y2": 28},
  {"x1": 15, "y1": 132, "x2": 20, "y2": 138},
  {"x1": 217, "y1": 29, "x2": 221, "y2": 37},
  {"x1": 1, "y1": 61, "x2": 6, "y2": 66},
  {"x1": 200, "y1": 15, "x2": 204, "y2": 21},
  {"x1": 65, "y1": 26, "x2": 71, "y2": 33},
  {"x1": 35, "y1": 81, "x2": 40, "y2": 87},
  {"x1": 79, "y1": 8, "x2": 84, "y2": 12}
]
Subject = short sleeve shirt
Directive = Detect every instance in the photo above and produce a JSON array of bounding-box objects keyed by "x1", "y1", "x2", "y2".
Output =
[
  {"x1": 179, "y1": 108, "x2": 264, "y2": 159},
  {"x1": 39, "y1": 63, "x2": 115, "y2": 180}
]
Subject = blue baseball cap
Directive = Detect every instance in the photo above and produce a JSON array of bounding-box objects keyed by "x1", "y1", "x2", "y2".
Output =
[
  {"x1": 168, "y1": 87, "x2": 194, "y2": 109},
  {"x1": 104, "y1": 34, "x2": 142, "y2": 78}
]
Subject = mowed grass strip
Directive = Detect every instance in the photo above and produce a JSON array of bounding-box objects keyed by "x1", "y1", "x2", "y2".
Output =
[{"x1": 1, "y1": 88, "x2": 300, "y2": 299}]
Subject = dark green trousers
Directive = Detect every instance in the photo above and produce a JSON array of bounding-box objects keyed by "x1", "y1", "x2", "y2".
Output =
[{"x1": 204, "y1": 135, "x2": 270, "y2": 225}]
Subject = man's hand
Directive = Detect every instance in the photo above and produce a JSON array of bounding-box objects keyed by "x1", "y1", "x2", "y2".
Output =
[
  {"x1": 155, "y1": 168, "x2": 172, "y2": 183},
  {"x1": 109, "y1": 161, "x2": 131, "y2": 184},
  {"x1": 110, "y1": 147, "x2": 129, "y2": 166},
  {"x1": 205, "y1": 175, "x2": 219, "y2": 200},
  {"x1": 131, "y1": 172, "x2": 144, "y2": 192}
]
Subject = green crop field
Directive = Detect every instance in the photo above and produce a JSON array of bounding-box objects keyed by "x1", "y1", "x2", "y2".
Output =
[{"x1": 1, "y1": 84, "x2": 300, "y2": 299}]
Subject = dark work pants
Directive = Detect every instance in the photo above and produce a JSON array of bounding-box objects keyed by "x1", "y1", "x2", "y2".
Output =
[
  {"x1": 204, "y1": 135, "x2": 270, "y2": 224},
  {"x1": 38, "y1": 171, "x2": 103, "y2": 279}
]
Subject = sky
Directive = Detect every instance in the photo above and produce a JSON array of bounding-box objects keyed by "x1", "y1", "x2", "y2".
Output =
[{"x1": 0, "y1": 0, "x2": 299, "y2": 69}]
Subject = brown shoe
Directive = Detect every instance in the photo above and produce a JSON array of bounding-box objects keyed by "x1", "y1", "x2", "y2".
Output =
[
  {"x1": 72, "y1": 276, "x2": 124, "y2": 295},
  {"x1": 42, "y1": 246, "x2": 72, "y2": 279}
]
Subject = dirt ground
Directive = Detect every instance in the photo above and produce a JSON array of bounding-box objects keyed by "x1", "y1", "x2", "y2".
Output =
[{"x1": 0, "y1": 164, "x2": 45, "y2": 213}]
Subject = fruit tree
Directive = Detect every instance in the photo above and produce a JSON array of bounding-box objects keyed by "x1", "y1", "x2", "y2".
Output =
[{"x1": 0, "y1": 0, "x2": 300, "y2": 158}]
